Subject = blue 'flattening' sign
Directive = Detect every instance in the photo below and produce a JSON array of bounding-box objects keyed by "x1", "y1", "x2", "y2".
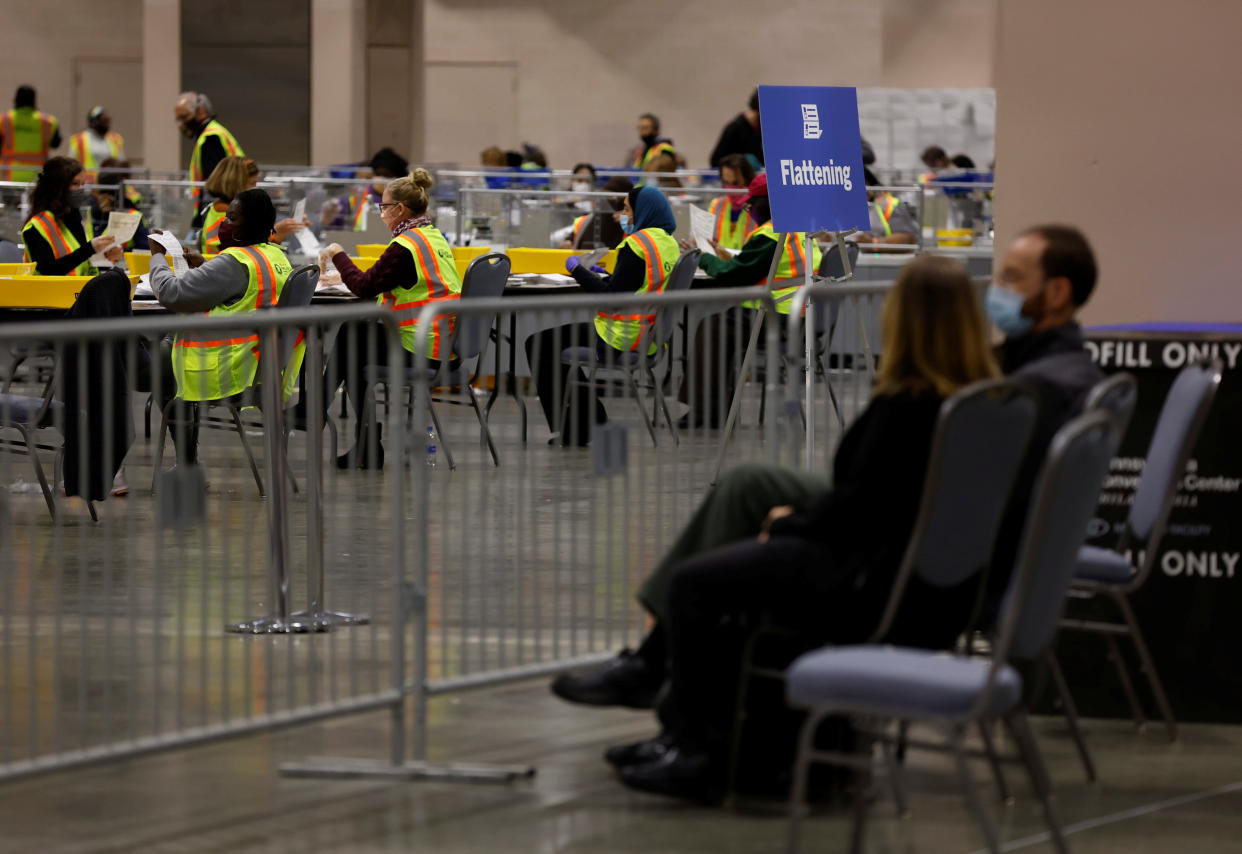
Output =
[{"x1": 758, "y1": 85, "x2": 871, "y2": 234}]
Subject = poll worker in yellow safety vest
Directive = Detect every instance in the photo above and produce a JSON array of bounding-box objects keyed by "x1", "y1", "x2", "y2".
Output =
[
  {"x1": 0, "y1": 85, "x2": 61, "y2": 182},
  {"x1": 705, "y1": 154, "x2": 758, "y2": 252},
  {"x1": 855, "y1": 167, "x2": 919, "y2": 247},
  {"x1": 22, "y1": 156, "x2": 122, "y2": 275},
  {"x1": 322, "y1": 168, "x2": 462, "y2": 469},
  {"x1": 680, "y1": 172, "x2": 822, "y2": 428},
  {"x1": 174, "y1": 91, "x2": 244, "y2": 210},
  {"x1": 149, "y1": 189, "x2": 296, "y2": 468},
  {"x1": 67, "y1": 106, "x2": 124, "y2": 182},
  {"x1": 524, "y1": 185, "x2": 679, "y2": 447}
]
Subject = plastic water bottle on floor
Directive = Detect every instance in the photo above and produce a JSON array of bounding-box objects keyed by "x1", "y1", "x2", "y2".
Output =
[{"x1": 425, "y1": 425, "x2": 438, "y2": 467}]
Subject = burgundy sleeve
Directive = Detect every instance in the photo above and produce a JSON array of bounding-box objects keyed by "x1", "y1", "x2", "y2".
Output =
[{"x1": 333, "y1": 242, "x2": 419, "y2": 300}]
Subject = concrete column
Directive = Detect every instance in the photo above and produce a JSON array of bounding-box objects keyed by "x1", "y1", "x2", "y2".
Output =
[
  {"x1": 993, "y1": 0, "x2": 1242, "y2": 325},
  {"x1": 311, "y1": 0, "x2": 367, "y2": 166},
  {"x1": 142, "y1": 0, "x2": 181, "y2": 171},
  {"x1": 407, "y1": 0, "x2": 425, "y2": 162}
]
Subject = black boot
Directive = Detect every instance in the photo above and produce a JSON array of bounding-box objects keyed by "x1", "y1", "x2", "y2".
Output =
[
  {"x1": 549, "y1": 648, "x2": 662, "y2": 709},
  {"x1": 605, "y1": 732, "x2": 674, "y2": 768},
  {"x1": 618, "y1": 742, "x2": 724, "y2": 805}
]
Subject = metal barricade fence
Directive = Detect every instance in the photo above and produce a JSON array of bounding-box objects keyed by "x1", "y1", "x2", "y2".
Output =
[
  {"x1": 0, "y1": 275, "x2": 896, "y2": 786},
  {"x1": 0, "y1": 301, "x2": 409, "y2": 782}
]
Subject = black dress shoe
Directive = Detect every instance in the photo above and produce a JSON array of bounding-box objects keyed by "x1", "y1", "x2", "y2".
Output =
[
  {"x1": 604, "y1": 732, "x2": 674, "y2": 768},
  {"x1": 549, "y1": 649, "x2": 661, "y2": 709},
  {"x1": 618, "y1": 744, "x2": 723, "y2": 805}
]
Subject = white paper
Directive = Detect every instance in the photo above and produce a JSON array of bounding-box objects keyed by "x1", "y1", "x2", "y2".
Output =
[
  {"x1": 292, "y1": 198, "x2": 306, "y2": 223},
  {"x1": 689, "y1": 204, "x2": 718, "y2": 256},
  {"x1": 294, "y1": 227, "x2": 321, "y2": 255},
  {"x1": 147, "y1": 231, "x2": 189, "y2": 276},
  {"x1": 133, "y1": 274, "x2": 154, "y2": 297},
  {"x1": 578, "y1": 247, "x2": 609, "y2": 270},
  {"x1": 90, "y1": 210, "x2": 143, "y2": 266}
]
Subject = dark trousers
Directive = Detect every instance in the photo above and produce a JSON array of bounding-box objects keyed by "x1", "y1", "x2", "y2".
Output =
[
  {"x1": 659, "y1": 535, "x2": 858, "y2": 754},
  {"x1": 60, "y1": 269, "x2": 138, "y2": 499},
  {"x1": 524, "y1": 322, "x2": 609, "y2": 446},
  {"x1": 678, "y1": 308, "x2": 754, "y2": 426},
  {"x1": 330, "y1": 320, "x2": 448, "y2": 446}
]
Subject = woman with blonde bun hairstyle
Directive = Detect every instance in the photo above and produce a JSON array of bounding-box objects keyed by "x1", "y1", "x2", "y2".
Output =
[{"x1": 321, "y1": 167, "x2": 461, "y2": 469}]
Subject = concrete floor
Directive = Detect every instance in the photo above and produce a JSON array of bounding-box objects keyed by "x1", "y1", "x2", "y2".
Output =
[
  {"x1": 0, "y1": 681, "x2": 1239, "y2": 853},
  {"x1": 2, "y1": 368, "x2": 1240, "y2": 852}
]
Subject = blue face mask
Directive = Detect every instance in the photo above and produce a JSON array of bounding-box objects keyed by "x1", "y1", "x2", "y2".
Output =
[
  {"x1": 618, "y1": 214, "x2": 634, "y2": 234},
  {"x1": 985, "y1": 284, "x2": 1033, "y2": 337}
]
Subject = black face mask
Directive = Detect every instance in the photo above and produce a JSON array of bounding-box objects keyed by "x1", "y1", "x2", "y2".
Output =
[
  {"x1": 179, "y1": 116, "x2": 206, "y2": 139},
  {"x1": 641, "y1": 133, "x2": 659, "y2": 148}
]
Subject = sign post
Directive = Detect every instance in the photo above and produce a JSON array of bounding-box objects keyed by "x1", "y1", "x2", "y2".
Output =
[{"x1": 760, "y1": 85, "x2": 870, "y2": 466}]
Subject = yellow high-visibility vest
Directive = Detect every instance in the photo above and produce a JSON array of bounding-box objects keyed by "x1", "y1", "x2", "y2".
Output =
[
  {"x1": 21, "y1": 211, "x2": 94, "y2": 276},
  {"x1": 593, "y1": 227, "x2": 678, "y2": 354},
  {"x1": 0, "y1": 107, "x2": 58, "y2": 182},
  {"x1": 381, "y1": 225, "x2": 462, "y2": 360},
  {"x1": 741, "y1": 223, "x2": 822, "y2": 315}
]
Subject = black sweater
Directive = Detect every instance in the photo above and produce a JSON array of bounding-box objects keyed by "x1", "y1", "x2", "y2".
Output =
[{"x1": 25, "y1": 208, "x2": 94, "y2": 276}]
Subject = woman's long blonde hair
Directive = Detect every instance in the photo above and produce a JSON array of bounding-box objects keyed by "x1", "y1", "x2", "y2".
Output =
[
  {"x1": 873, "y1": 254, "x2": 998, "y2": 397},
  {"x1": 203, "y1": 156, "x2": 258, "y2": 202},
  {"x1": 387, "y1": 168, "x2": 434, "y2": 217}
]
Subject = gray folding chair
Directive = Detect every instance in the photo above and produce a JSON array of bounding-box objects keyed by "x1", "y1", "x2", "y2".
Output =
[
  {"x1": 0, "y1": 376, "x2": 82, "y2": 522},
  {"x1": 361, "y1": 253, "x2": 511, "y2": 469},
  {"x1": 784, "y1": 409, "x2": 1121, "y2": 854},
  {"x1": 558, "y1": 249, "x2": 700, "y2": 447},
  {"x1": 1057, "y1": 359, "x2": 1221, "y2": 748},
  {"x1": 723, "y1": 378, "x2": 1037, "y2": 800},
  {"x1": 152, "y1": 265, "x2": 319, "y2": 496}
]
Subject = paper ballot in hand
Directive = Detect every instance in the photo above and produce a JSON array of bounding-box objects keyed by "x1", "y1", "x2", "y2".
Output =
[
  {"x1": 689, "y1": 204, "x2": 719, "y2": 257},
  {"x1": 89, "y1": 210, "x2": 143, "y2": 267},
  {"x1": 289, "y1": 197, "x2": 321, "y2": 256},
  {"x1": 147, "y1": 231, "x2": 189, "y2": 276},
  {"x1": 578, "y1": 246, "x2": 610, "y2": 270}
]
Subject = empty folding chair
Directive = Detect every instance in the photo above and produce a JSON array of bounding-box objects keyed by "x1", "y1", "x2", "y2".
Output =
[
  {"x1": 1057, "y1": 359, "x2": 1221, "y2": 746},
  {"x1": 784, "y1": 409, "x2": 1121, "y2": 854}
]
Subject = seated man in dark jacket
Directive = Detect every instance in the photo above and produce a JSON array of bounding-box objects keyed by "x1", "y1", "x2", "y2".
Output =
[{"x1": 551, "y1": 224, "x2": 1103, "y2": 799}]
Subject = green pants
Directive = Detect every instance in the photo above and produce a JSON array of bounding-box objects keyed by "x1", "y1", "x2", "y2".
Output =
[{"x1": 638, "y1": 462, "x2": 829, "y2": 623}]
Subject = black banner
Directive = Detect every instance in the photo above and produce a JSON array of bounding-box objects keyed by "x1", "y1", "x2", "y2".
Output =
[{"x1": 1050, "y1": 332, "x2": 1242, "y2": 722}]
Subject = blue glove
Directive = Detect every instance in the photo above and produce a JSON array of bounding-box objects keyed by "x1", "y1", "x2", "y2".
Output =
[
  {"x1": 590, "y1": 264, "x2": 607, "y2": 274},
  {"x1": 565, "y1": 255, "x2": 582, "y2": 273}
]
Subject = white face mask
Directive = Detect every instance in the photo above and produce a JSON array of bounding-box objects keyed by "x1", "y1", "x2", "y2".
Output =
[{"x1": 571, "y1": 180, "x2": 591, "y2": 193}]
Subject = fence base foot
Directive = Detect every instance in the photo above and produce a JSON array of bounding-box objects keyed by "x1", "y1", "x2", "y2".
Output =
[
  {"x1": 288, "y1": 610, "x2": 372, "y2": 631},
  {"x1": 279, "y1": 756, "x2": 536, "y2": 783},
  {"x1": 225, "y1": 616, "x2": 326, "y2": 634}
]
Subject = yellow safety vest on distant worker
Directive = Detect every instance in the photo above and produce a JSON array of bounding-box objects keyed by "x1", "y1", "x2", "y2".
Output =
[
  {"x1": 67, "y1": 130, "x2": 124, "y2": 174},
  {"x1": 381, "y1": 226, "x2": 462, "y2": 360},
  {"x1": 172, "y1": 243, "x2": 292, "y2": 402},
  {"x1": 872, "y1": 193, "x2": 900, "y2": 237},
  {"x1": 200, "y1": 201, "x2": 228, "y2": 254},
  {"x1": 632, "y1": 141, "x2": 676, "y2": 171},
  {"x1": 188, "y1": 119, "x2": 244, "y2": 202},
  {"x1": 741, "y1": 223, "x2": 823, "y2": 315},
  {"x1": 593, "y1": 227, "x2": 678, "y2": 354},
  {"x1": 21, "y1": 211, "x2": 94, "y2": 276},
  {"x1": 0, "y1": 107, "x2": 58, "y2": 182},
  {"x1": 708, "y1": 196, "x2": 755, "y2": 251}
]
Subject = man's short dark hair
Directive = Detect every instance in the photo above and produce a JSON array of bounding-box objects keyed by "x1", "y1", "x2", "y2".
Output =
[
  {"x1": 639, "y1": 113, "x2": 660, "y2": 132},
  {"x1": 368, "y1": 147, "x2": 408, "y2": 179},
  {"x1": 1022, "y1": 224, "x2": 1098, "y2": 306},
  {"x1": 235, "y1": 188, "x2": 276, "y2": 245},
  {"x1": 920, "y1": 145, "x2": 947, "y2": 167},
  {"x1": 747, "y1": 88, "x2": 759, "y2": 111},
  {"x1": 14, "y1": 85, "x2": 35, "y2": 108}
]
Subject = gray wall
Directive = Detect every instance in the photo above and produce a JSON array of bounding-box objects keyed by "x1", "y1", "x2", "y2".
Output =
[{"x1": 181, "y1": 0, "x2": 311, "y2": 165}]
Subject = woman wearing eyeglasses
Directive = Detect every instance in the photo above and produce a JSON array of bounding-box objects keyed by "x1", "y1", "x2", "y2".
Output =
[{"x1": 320, "y1": 168, "x2": 461, "y2": 469}]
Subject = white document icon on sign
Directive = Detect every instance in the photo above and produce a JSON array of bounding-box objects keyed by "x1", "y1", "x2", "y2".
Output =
[{"x1": 801, "y1": 104, "x2": 823, "y2": 139}]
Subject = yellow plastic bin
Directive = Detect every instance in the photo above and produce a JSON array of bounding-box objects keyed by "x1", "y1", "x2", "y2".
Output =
[
  {"x1": 936, "y1": 228, "x2": 974, "y2": 247},
  {"x1": 506, "y1": 247, "x2": 617, "y2": 275},
  {"x1": 356, "y1": 243, "x2": 386, "y2": 257},
  {"x1": 0, "y1": 262, "x2": 34, "y2": 276},
  {"x1": 124, "y1": 252, "x2": 150, "y2": 275},
  {"x1": 0, "y1": 274, "x2": 139, "y2": 310}
]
